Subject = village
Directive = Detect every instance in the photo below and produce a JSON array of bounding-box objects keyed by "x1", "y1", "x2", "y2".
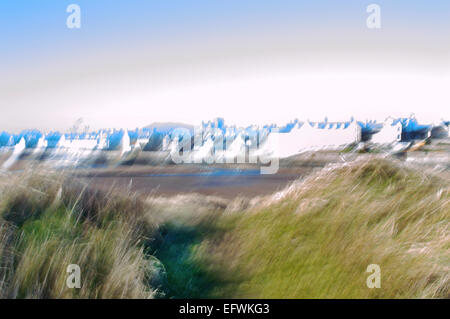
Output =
[{"x1": 0, "y1": 114, "x2": 449, "y2": 171}]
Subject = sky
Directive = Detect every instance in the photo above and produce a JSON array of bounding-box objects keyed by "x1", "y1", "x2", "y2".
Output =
[{"x1": 0, "y1": 0, "x2": 449, "y2": 132}]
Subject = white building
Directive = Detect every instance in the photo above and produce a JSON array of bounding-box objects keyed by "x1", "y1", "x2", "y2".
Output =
[
  {"x1": 372, "y1": 118, "x2": 402, "y2": 144},
  {"x1": 262, "y1": 119, "x2": 361, "y2": 158}
]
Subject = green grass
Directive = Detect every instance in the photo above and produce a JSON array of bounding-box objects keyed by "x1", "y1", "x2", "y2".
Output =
[
  {"x1": 155, "y1": 222, "x2": 221, "y2": 298},
  {"x1": 0, "y1": 158, "x2": 448, "y2": 298},
  {"x1": 0, "y1": 171, "x2": 161, "y2": 298},
  {"x1": 154, "y1": 159, "x2": 449, "y2": 298}
]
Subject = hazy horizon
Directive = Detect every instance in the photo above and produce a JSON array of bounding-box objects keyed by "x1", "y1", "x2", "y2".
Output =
[{"x1": 1, "y1": 0, "x2": 449, "y2": 132}]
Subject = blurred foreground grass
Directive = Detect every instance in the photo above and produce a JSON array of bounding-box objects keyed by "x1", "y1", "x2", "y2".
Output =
[
  {"x1": 155, "y1": 159, "x2": 449, "y2": 298},
  {"x1": 0, "y1": 172, "x2": 162, "y2": 298},
  {"x1": 0, "y1": 158, "x2": 448, "y2": 298}
]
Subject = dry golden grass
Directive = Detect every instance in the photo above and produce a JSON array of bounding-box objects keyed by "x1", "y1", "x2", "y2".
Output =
[
  {"x1": 0, "y1": 158, "x2": 448, "y2": 298},
  {"x1": 155, "y1": 159, "x2": 449, "y2": 298},
  {"x1": 0, "y1": 170, "x2": 162, "y2": 298}
]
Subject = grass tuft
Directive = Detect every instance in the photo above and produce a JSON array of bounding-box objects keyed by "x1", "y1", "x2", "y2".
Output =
[{"x1": 0, "y1": 170, "x2": 161, "y2": 298}]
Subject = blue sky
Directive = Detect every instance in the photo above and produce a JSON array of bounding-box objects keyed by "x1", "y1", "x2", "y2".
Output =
[
  {"x1": 2, "y1": 0, "x2": 449, "y2": 70},
  {"x1": 0, "y1": 1, "x2": 449, "y2": 131}
]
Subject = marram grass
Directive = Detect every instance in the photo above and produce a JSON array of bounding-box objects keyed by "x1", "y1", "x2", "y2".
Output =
[
  {"x1": 154, "y1": 159, "x2": 449, "y2": 299},
  {"x1": 0, "y1": 158, "x2": 448, "y2": 298},
  {"x1": 0, "y1": 171, "x2": 161, "y2": 298}
]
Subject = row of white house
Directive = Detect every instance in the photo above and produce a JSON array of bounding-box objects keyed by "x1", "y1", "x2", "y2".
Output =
[
  {"x1": 265, "y1": 120, "x2": 361, "y2": 158},
  {"x1": 1, "y1": 117, "x2": 448, "y2": 168}
]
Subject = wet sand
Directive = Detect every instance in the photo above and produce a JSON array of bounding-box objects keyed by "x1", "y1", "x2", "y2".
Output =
[
  {"x1": 68, "y1": 150, "x2": 365, "y2": 198},
  {"x1": 72, "y1": 164, "x2": 320, "y2": 199},
  {"x1": 4, "y1": 144, "x2": 449, "y2": 199}
]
